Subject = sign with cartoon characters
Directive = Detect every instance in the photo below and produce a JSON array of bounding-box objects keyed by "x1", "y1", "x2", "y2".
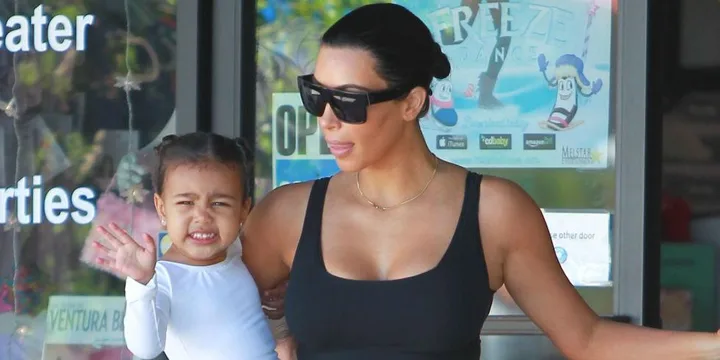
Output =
[
  {"x1": 396, "y1": 0, "x2": 612, "y2": 168},
  {"x1": 270, "y1": 0, "x2": 612, "y2": 184}
]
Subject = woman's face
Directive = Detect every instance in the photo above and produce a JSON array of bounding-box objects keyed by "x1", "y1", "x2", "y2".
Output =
[{"x1": 313, "y1": 46, "x2": 423, "y2": 172}]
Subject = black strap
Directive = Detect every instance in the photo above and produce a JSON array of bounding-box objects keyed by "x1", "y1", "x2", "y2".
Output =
[
  {"x1": 301, "y1": 177, "x2": 330, "y2": 238},
  {"x1": 464, "y1": 171, "x2": 482, "y2": 219},
  {"x1": 296, "y1": 177, "x2": 331, "y2": 262},
  {"x1": 441, "y1": 172, "x2": 483, "y2": 261}
]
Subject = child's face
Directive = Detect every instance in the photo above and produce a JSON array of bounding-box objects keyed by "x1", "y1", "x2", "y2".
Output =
[{"x1": 153, "y1": 161, "x2": 250, "y2": 265}]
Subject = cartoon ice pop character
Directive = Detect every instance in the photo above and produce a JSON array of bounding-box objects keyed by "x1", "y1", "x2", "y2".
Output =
[
  {"x1": 537, "y1": 53, "x2": 603, "y2": 131},
  {"x1": 428, "y1": 79, "x2": 458, "y2": 128}
]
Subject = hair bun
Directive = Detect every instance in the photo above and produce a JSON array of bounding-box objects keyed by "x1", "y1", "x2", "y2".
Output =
[{"x1": 431, "y1": 43, "x2": 451, "y2": 79}]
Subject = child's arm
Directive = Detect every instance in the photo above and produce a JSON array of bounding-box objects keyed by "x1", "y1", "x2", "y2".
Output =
[
  {"x1": 92, "y1": 224, "x2": 165, "y2": 358},
  {"x1": 123, "y1": 267, "x2": 172, "y2": 359}
]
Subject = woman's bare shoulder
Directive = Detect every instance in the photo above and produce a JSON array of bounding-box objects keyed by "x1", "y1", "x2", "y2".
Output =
[
  {"x1": 477, "y1": 174, "x2": 546, "y2": 248},
  {"x1": 262, "y1": 180, "x2": 315, "y2": 206},
  {"x1": 251, "y1": 180, "x2": 315, "y2": 226},
  {"x1": 243, "y1": 180, "x2": 318, "y2": 249},
  {"x1": 478, "y1": 174, "x2": 538, "y2": 211}
]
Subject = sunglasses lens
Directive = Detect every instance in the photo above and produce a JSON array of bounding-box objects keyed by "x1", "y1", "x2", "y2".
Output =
[
  {"x1": 329, "y1": 95, "x2": 368, "y2": 124},
  {"x1": 297, "y1": 75, "x2": 370, "y2": 124},
  {"x1": 298, "y1": 79, "x2": 325, "y2": 116}
]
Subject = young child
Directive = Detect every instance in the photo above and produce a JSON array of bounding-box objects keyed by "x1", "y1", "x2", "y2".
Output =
[{"x1": 92, "y1": 133, "x2": 280, "y2": 360}]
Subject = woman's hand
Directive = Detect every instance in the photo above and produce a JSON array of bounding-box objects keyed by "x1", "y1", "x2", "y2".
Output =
[
  {"x1": 93, "y1": 222, "x2": 157, "y2": 284},
  {"x1": 276, "y1": 336, "x2": 297, "y2": 360},
  {"x1": 262, "y1": 280, "x2": 288, "y2": 320}
]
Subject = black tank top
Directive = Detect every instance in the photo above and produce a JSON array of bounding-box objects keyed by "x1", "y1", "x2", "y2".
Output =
[{"x1": 285, "y1": 172, "x2": 494, "y2": 360}]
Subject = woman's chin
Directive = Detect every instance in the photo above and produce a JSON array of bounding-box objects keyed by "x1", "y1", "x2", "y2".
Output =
[{"x1": 334, "y1": 156, "x2": 364, "y2": 173}]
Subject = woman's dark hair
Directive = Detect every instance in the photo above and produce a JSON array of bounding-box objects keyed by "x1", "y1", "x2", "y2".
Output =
[
  {"x1": 153, "y1": 132, "x2": 253, "y2": 198},
  {"x1": 321, "y1": 3, "x2": 451, "y2": 117}
]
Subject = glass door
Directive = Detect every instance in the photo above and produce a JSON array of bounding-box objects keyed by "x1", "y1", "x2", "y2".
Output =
[
  {"x1": 213, "y1": 0, "x2": 650, "y2": 358},
  {"x1": 0, "y1": 1, "x2": 192, "y2": 359}
]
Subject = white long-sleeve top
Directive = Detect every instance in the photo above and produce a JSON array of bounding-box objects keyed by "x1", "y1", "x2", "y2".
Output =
[{"x1": 123, "y1": 251, "x2": 278, "y2": 360}]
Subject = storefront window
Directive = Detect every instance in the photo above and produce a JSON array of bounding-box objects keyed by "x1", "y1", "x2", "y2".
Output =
[
  {"x1": 254, "y1": 0, "x2": 615, "y2": 318},
  {"x1": 0, "y1": 1, "x2": 176, "y2": 359}
]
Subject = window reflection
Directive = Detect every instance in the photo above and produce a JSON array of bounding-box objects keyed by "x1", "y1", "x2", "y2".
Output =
[{"x1": 0, "y1": 1, "x2": 175, "y2": 359}]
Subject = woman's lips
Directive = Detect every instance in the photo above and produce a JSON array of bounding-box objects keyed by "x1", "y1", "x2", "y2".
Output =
[{"x1": 327, "y1": 141, "x2": 354, "y2": 157}]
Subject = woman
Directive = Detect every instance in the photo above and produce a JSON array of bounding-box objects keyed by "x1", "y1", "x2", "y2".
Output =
[{"x1": 243, "y1": 3, "x2": 720, "y2": 359}]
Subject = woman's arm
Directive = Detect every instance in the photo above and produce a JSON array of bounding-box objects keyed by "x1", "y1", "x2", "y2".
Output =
[
  {"x1": 480, "y1": 176, "x2": 720, "y2": 360},
  {"x1": 240, "y1": 182, "x2": 310, "y2": 290},
  {"x1": 582, "y1": 322, "x2": 720, "y2": 359},
  {"x1": 123, "y1": 267, "x2": 172, "y2": 359}
]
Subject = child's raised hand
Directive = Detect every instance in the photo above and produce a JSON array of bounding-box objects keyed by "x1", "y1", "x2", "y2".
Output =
[{"x1": 93, "y1": 222, "x2": 157, "y2": 284}]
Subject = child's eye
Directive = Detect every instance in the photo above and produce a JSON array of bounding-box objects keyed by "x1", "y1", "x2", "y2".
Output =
[
  {"x1": 177, "y1": 201, "x2": 193, "y2": 206},
  {"x1": 211, "y1": 202, "x2": 229, "y2": 207}
]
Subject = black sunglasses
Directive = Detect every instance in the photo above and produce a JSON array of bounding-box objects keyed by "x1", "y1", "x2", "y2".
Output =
[{"x1": 297, "y1": 74, "x2": 410, "y2": 124}]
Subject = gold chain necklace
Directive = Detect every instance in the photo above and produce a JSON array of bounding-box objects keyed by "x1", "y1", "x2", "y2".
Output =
[{"x1": 356, "y1": 156, "x2": 439, "y2": 211}]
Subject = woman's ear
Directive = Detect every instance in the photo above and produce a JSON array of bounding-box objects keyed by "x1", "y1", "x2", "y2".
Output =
[{"x1": 401, "y1": 86, "x2": 428, "y2": 122}]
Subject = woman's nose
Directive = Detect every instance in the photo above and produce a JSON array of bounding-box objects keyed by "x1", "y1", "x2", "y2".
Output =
[{"x1": 318, "y1": 104, "x2": 340, "y2": 130}]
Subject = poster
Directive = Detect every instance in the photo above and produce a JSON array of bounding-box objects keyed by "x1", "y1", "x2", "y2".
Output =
[
  {"x1": 271, "y1": 0, "x2": 613, "y2": 185},
  {"x1": 542, "y1": 211, "x2": 611, "y2": 286},
  {"x1": 396, "y1": 0, "x2": 612, "y2": 169},
  {"x1": 272, "y1": 93, "x2": 340, "y2": 188}
]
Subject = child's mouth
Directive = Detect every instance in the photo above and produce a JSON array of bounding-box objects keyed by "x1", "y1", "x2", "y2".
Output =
[{"x1": 188, "y1": 231, "x2": 219, "y2": 245}]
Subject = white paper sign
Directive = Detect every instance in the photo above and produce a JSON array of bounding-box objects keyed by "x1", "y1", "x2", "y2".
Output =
[{"x1": 542, "y1": 211, "x2": 611, "y2": 286}]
